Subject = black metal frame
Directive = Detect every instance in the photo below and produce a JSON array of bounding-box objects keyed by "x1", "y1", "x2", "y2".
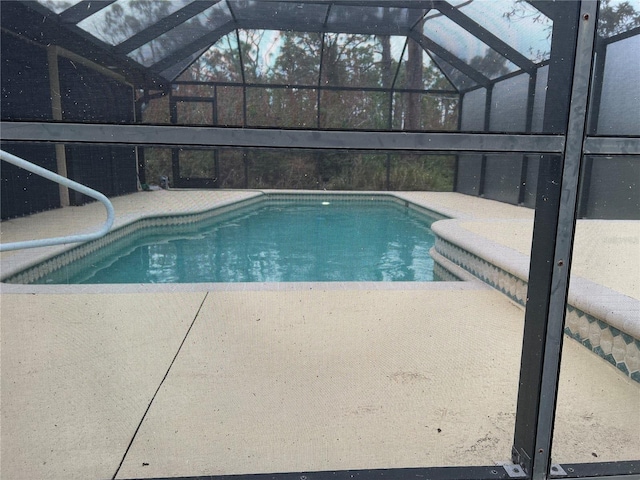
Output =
[
  {"x1": 169, "y1": 79, "x2": 459, "y2": 186},
  {"x1": 1, "y1": 1, "x2": 638, "y2": 479},
  {"x1": 12, "y1": 0, "x2": 547, "y2": 90},
  {"x1": 114, "y1": 460, "x2": 640, "y2": 480},
  {"x1": 0, "y1": 123, "x2": 566, "y2": 152},
  {"x1": 512, "y1": 2, "x2": 587, "y2": 475},
  {"x1": 578, "y1": 25, "x2": 640, "y2": 217},
  {"x1": 169, "y1": 91, "x2": 219, "y2": 188},
  {"x1": 119, "y1": 466, "x2": 514, "y2": 480}
]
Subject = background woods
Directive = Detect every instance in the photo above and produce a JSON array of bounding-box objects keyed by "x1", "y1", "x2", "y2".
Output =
[{"x1": 139, "y1": 28, "x2": 458, "y2": 190}]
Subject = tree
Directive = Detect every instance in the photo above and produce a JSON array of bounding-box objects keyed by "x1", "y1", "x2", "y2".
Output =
[
  {"x1": 96, "y1": 1, "x2": 175, "y2": 61},
  {"x1": 379, "y1": 35, "x2": 393, "y2": 91},
  {"x1": 598, "y1": 0, "x2": 640, "y2": 35},
  {"x1": 184, "y1": 33, "x2": 243, "y2": 83},
  {"x1": 504, "y1": 0, "x2": 640, "y2": 50},
  {"x1": 405, "y1": 22, "x2": 425, "y2": 130},
  {"x1": 273, "y1": 32, "x2": 322, "y2": 85},
  {"x1": 468, "y1": 49, "x2": 511, "y2": 78},
  {"x1": 146, "y1": 28, "x2": 457, "y2": 189}
]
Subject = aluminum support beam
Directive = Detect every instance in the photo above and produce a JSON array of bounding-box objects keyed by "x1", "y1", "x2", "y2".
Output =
[
  {"x1": 58, "y1": 0, "x2": 116, "y2": 24},
  {"x1": 114, "y1": 1, "x2": 220, "y2": 54},
  {"x1": 0, "y1": 122, "x2": 565, "y2": 154},
  {"x1": 436, "y1": 2, "x2": 537, "y2": 74},
  {"x1": 583, "y1": 137, "x2": 640, "y2": 155},
  {"x1": 149, "y1": 23, "x2": 236, "y2": 75},
  {"x1": 512, "y1": 2, "x2": 598, "y2": 478},
  {"x1": 408, "y1": 31, "x2": 491, "y2": 87}
]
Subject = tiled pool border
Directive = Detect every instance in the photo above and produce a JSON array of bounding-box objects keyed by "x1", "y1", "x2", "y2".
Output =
[
  {"x1": 2, "y1": 194, "x2": 264, "y2": 284},
  {"x1": 432, "y1": 219, "x2": 640, "y2": 382}
]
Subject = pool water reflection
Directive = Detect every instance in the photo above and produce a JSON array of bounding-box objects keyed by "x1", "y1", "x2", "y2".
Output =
[{"x1": 36, "y1": 201, "x2": 439, "y2": 284}]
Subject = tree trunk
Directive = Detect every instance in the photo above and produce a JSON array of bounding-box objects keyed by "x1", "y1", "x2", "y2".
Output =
[
  {"x1": 380, "y1": 35, "x2": 392, "y2": 87},
  {"x1": 405, "y1": 34, "x2": 423, "y2": 130}
]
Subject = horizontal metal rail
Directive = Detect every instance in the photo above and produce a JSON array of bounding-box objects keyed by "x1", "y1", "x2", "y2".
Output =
[
  {"x1": 0, "y1": 122, "x2": 567, "y2": 153},
  {"x1": 0, "y1": 150, "x2": 115, "y2": 252},
  {"x1": 583, "y1": 136, "x2": 640, "y2": 155}
]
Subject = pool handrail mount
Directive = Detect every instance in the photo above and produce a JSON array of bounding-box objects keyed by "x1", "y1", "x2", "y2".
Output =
[{"x1": 0, "y1": 150, "x2": 115, "y2": 252}]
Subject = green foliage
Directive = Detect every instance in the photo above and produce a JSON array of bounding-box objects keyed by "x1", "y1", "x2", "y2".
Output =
[
  {"x1": 273, "y1": 32, "x2": 322, "y2": 85},
  {"x1": 503, "y1": 0, "x2": 640, "y2": 56},
  {"x1": 143, "y1": 30, "x2": 459, "y2": 191},
  {"x1": 143, "y1": 148, "x2": 172, "y2": 186},
  {"x1": 217, "y1": 150, "x2": 245, "y2": 188},
  {"x1": 598, "y1": 0, "x2": 640, "y2": 35},
  {"x1": 391, "y1": 155, "x2": 455, "y2": 191},
  {"x1": 469, "y1": 50, "x2": 511, "y2": 78},
  {"x1": 179, "y1": 150, "x2": 215, "y2": 178},
  {"x1": 217, "y1": 150, "x2": 454, "y2": 192}
]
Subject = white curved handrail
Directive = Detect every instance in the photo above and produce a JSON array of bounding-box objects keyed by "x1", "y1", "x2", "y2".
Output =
[{"x1": 0, "y1": 150, "x2": 115, "y2": 252}]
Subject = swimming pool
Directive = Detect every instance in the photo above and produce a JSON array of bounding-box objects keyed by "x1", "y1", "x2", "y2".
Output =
[{"x1": 7, "y1": 196, "x2": 443, "y2": 284}]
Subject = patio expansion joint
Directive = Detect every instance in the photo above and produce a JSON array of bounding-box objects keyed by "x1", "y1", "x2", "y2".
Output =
[{"x1": 110, "y1": 291, "x2": 209, "y2": 480}]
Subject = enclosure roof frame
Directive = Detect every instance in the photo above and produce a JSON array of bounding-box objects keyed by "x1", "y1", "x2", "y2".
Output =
[{"x1": 7, "y1": 0, "x2": 557, "y2": 91}]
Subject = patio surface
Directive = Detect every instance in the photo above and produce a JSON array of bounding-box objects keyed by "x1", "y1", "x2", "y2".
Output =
[{"x1": 1, "y1": 190, "x2": 638, "y2": 479}]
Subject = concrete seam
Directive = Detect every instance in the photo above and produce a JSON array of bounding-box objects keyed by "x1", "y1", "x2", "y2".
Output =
[{"x1": 110, "y1": 291, "x2": 210, "y2": 480}]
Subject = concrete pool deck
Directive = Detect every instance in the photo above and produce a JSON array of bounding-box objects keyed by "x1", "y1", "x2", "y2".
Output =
[{"x1": 1, "y1": 190, "x2": 638, "y2": 479}]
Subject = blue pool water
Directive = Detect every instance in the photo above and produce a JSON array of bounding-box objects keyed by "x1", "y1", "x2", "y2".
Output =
[{"x1": 35, "y1": 201, "x2": 439, "y2": 284}]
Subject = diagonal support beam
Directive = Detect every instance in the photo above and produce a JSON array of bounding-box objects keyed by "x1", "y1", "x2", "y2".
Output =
[
  {"x1": 436, "y1": 1, "x2": 537, "y2": 74},
  {"x1": 59, "y1": 0, "x2": 117, "y2": 24},
  {"x1": 149, "y1": 22, "x2": 236, "y2": 75},
  {"x1": 114, "y1": 1, "x2": 220, "y2": 54},
  {"x1": 408, "y1": 30, "x2": 491, "y2": 87}
]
